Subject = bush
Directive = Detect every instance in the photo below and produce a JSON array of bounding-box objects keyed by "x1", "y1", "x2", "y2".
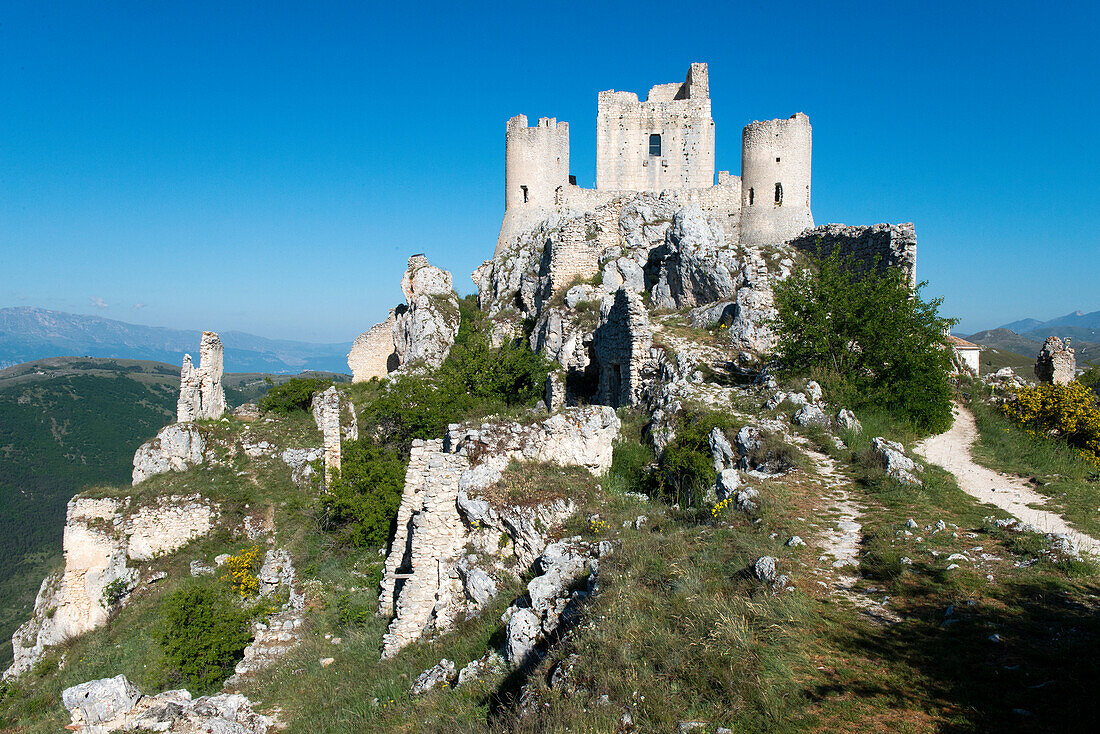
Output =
[
  {"x1": 221, "y1": 545, "x2": 262, "y2": 597},
  {"x1": 258, "y1": 377, "x2": 331, "y2": 415},
  {"x1": 650, "y1": 412, "x2": 741, "y2": 507},
  {"x1": 1003, "y1": 381, "x2": 1100, "y2": 466},
  {"x1": 157, "y1": 583, "x2": 254, "y2": 693},
  {"x1": 771, "y1": 250, "x2": 955, "y2": 433},
  {"x1": 322, "y1": 440, "x2": 408, "y2": 547}
]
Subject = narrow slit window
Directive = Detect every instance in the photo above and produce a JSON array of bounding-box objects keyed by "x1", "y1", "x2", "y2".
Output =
[
  {"x1": 774, "y1": 182, "x2": 783, "y2": 204},
  {"x1": 521, "y1": 185, "x2": 528, "y2": 203},
  {"x1": 649, "y1": 134, "x2": 662, "y2": 157},
  {"x1": 748, "y1": 187, "x2": 754, "y2": 205}
]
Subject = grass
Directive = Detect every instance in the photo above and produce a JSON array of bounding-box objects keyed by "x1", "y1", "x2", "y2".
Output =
[{"x1": 968, "y1": 397, "x2": 1100, "y2": 537}]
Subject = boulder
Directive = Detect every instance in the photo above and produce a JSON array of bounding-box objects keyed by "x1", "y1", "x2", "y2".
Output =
[
  {"x1": 836, "y1": 409, "x2": 862, "y2": 432},
  {"x1": 411, "y1": 659, "x2": 457, "y2": 694},
  {"x1": 708, "y1": 427, "x2": 736, "y2": 472},
  {"x1": 793, "y1": 405, "x2": 830, "y2": 428},
  {"x1": 62, "y1": 675, "x2": 141, "y2": 725},
  {"x1": 506, "y1": 608, "x2": 541, "y2": 667},
  {"x1": 753, "y1": 556, "x2": 779, "y2": 583},
  {"x1": 871, "y1": 437, "x2": 923, "y2": 486}
]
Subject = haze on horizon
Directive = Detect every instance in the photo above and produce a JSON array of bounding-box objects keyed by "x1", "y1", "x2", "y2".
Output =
[{"x1": 2, "y1": 0, "x2": 1097, "y2": 343}]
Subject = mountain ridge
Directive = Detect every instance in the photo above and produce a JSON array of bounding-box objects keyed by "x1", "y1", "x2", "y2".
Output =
[{"x1": 0, "y1": 307, "x2": 353, "y2": 374}]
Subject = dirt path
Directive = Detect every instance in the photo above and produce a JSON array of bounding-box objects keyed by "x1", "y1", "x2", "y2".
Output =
[
  {"x1": 797, "y1": 442, "x2": 900, "y2": 622},
  {"x1": 915, "y1": 404, "x2": 1100, "y2": 557}
]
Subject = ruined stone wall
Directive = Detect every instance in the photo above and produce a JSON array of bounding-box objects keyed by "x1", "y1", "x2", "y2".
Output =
[
  {"x1": 788, "y1": 222, "x2": 918, "y2": 285},
  {"x1": 1035, "y1": 336, "x2": 1076, "y2": 384},
  {"x1": 348, "y1": 311, "x2": 397, "y2": 382},
  {"x1": 739, "y1": 113, "x2": 814, "y2": 246},
  {"x1": 596, "y1": 64, "x2": 715, "y2": 192},
  {"x1": 593, "y1": 289, "x2": 652, "y2": 407}
]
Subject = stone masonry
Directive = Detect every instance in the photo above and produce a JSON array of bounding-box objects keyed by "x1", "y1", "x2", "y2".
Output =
[
  {"x1": 378, "y1": 407, "x2": 619, "y2": 658},
  {"x1": 312, "y1": 386, "x2": 343, "y2": 483},
  {"x1": 347, "y1": 310, "x2": 398, "y2": 382},
  {"x1": 789, "y1": 223, "x2": 918, "y2": 286},
  {"x1": 593, "y1": 288, "x2": 652, "y2": 407},
  {"x1": 176, "y1": 331, "x2": 226, "y2": 422},
  {"x1": 1035, "y1": 336, "x2": 1076, "y2": 384}
]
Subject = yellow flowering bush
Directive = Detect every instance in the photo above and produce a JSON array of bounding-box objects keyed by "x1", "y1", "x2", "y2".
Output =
[
  {"x1": 222, "y1": 545, "x2": 262, "y2": 598},
  {"x1": 588, "y1": 518, "x2": 610, "y2": 535},
  {"x1": 711, "y1": 497, "x2": 733, "y2": 518},
  {"x1": 1003, "y1": 381, "x2": 1100, "y2": 466}
]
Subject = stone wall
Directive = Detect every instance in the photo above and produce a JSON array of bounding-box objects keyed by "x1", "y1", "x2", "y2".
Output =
[
  {"x1": 176, "y1": 331, "x2": 226, "y2": 422},
  {"x1": 312, "y1": 386, "x2": 343, "y2": 483},
  {"x1": 593, "y1": 289, "x2": 652, "y2": 407},
  {"x1": 6, "y1": 494, "x2": 217, "y2": 680},
  {"x1": 505, "y1": 115, "x2": 569, "y2": 211},
  {"x1": 377, "y1": 407, "x2": 620, "y2": 658},
  {"x1": 347, "y1": 311, "x2": 398, "y2": 382},
  {"x1": 788, "y1": 222, "x2": 918, "y2": 285}
]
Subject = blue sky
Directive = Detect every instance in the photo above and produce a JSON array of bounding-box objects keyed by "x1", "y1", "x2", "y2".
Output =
[{"x1": 2, "y1": 0, "x2": 1097, "y2": 342}]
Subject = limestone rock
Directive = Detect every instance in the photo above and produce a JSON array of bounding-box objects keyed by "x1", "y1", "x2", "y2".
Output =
[
  {"x1": 836, "y1": 409, "x2": 862, "y2": 433},
  {"x1": 506, "y1": 608, "x2": 541, "y2": 668},
  {"x1": 132, "y1": 423, "x2": 206, "y2": 485},
  {"x1": 793, "y1": 405, "x2": 830, "y2": 427},
  {"x1": 62, "y1": 677, "x2": 271, "y2": 733},
  {"x1": 1034, "y1": 336, "x2": 1075, "y2": 384},
  {"x1": 394, "y1": 255, "x2": 461, "y2": 369},
  {"x1": 753, "y1": 556, "x2": 779, "y2": 583},
  {"x1": 871, "y1": 437, "x2": 924, "y2": 486},
  {"x1": 348, "y1": 311, "x2": 398, "y2": 382},
  {"x1": 176, "y1": 331, "x2": 226, "y2": 422},
  {"x1": 457, "y1": 651, "x2": 505, "y2": 686},
  {"x1": 411, "y1": 659, "x2": 457, "y2": 694},
  {"x1": 280, "y1": 447, "x2": 324, "y2": 485},
  {"x1": 5, "y1": 494, "x2": 217, "y2": 680},
  {"x1": 715, "y1": 469, "x2": 741, "y2": 500},
  {"x1": 62, "y1": 675, "x2": 141, "y2": 726},
  {"x1": 545, "y1": 371, "x2": 566, "y2": 412},
  {"x1": 709, "y1": 427, "x2": 736, "y2": 472},
  {"x1": 651, "y1": 205, "x2": 739, "y2": 310}
]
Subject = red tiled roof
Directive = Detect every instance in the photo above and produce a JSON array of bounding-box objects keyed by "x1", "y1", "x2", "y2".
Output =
[{"x1": 947, "y1": 334, "x2": 980, "y2": 349}]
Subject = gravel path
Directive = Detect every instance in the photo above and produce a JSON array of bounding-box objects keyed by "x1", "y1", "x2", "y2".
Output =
[{"x1": 915, "y1": 404, "x2": 1100, "y2": 557}]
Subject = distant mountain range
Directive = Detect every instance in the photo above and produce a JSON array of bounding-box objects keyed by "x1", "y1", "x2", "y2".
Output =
[
  {"x1": 963, "y1": 309, "x2": 1100, "y2": 367},
  {"x1": 0, "y1": 307, "x2": 353, "y2": 373}
]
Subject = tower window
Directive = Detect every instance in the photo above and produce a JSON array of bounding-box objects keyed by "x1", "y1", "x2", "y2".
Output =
[
  {"x1": 774, "y1": 183, "x2": 783, "y2": 204},
  {"x1": 649, "y1": 134, "x2": 662, "y2": 157},
  {"x1": 776, "y1": 157, "x2": 781, "y2": 163},
  {"x1": 748, "y1": 187, "x2": 754, "y2": 205},
  {"x1": 521, "y1": 185, "x2": 528, "y2": 204}
]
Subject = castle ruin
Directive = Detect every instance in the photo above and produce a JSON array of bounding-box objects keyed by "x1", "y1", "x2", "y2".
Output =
[{"x1": 499, "y1": 63, "x2": 815, "y2": 253}]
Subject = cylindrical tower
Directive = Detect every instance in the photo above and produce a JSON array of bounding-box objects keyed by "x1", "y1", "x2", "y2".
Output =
[
  {"x1": 739, "y1": 113, "x2": 813, "y2": 245},
  {"x1": 505, "y1": 115, "x2": 569, "y2": 211}
]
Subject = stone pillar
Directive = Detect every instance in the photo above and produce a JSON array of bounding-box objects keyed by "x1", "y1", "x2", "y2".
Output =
[
  {"x1": 197, "y1": 331, "x2": 226, "y2": 420},
  {"x1": 312, "y1": 386, "x2": 343, "y2": 484},
  {"x1": 1035, "y1": 336, "x2": 1076, "y2": 384},
  {"x1": 176, "y1": 355, "x2": 200, "y2": 422}
]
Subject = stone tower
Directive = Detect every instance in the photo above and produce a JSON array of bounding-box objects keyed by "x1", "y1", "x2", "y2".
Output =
[
  {"x1": 596, "y1": 63, "x2": 715, "y2": 192},
  {"x1": 739, "y1": 113, "x2": 814, "y2": 245},
  {"x1": 505, "y1": 115, "x2": 570, "y2": 211}
]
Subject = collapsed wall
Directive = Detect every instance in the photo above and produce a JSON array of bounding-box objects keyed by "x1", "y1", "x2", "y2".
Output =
[
  {"x1": 789, "y1": 223, "x2": 918, "y2": 286},
  {"x1": 378, "y1": 406, "x2": 620, "y2": 658},
  {"x1": 347, "y1": 255, "x2": 460, "y2": 381},
  {"x1": 1035, "y1": 336, "x2": 1076, "y2": 384},
  {"x1": 5, "y1": 494, "x2": 217, "y2": 680}
]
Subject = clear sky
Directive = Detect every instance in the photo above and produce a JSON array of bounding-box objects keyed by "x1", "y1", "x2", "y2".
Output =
[{"x1": 2, "y1": 1, "x2": 1097, "y2": 342}]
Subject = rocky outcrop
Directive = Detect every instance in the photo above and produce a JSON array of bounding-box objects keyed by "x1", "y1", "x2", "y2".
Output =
[
  {"x1": 378, "y1": 406, "x2": 619, "y2": 658},
  {"x1": 394, "y1": 255, "x2": 461, "y2": 369},
  {"x1": 176, "y1": 331, "x2": 226, "y2": 422},
  {"x1": 62, "y1": 675, "x2": 271, "y2": 733},
  {"x1": 651, "y1": 206, "x2": 740, "y2": 310},
  {"x1": 132, "y1": 423, "x2": 206, "y2": 485},
  {"x1": 1034, "y1": 336, "x2": 1076, "y2": 384},
  {"x1": 5, "y1": 494, "x2": 216, "y2": 680},
  {"x1": 349, "y1": 255, "x2": 461, "y2": 377},
  {"x1": 347, "y1": 311, "x2": 398, "y2": 382}
]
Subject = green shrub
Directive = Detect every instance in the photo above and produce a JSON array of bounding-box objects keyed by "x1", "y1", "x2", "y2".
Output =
[
  {"x1": 157, "y1": 583, "x2": 254, "y2": 693},
  {"x1": 100, "y1": 578, "x2": 129, "y2": 608},
  {"x1": 335, "y1": 593, "x2": 375, "y2": 628},
  {"x1": 258, "y1": 377, "x2": 331, "y2": 415},
  {"x1": 771, "y1": 250, "x2": 955, "y2": 433},
  {"x1": 651, "y1": 412, "x2": 742, "y2": 507},
  {"x1": 322, "y1": 440, "x2": 408, "y2": 547}
]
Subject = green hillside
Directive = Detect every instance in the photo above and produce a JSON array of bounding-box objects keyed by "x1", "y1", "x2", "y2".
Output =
[{"x1": 0, "y1": 358, "x2": 348, "y2": 668}]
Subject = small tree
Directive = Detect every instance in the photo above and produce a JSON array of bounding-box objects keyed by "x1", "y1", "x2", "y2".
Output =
[
  {"x1": 322, "y1": 440, "x2": 408, "y2": 547},
  {"x1": 771, "y1": 252, "x2": 955, "y2": 433},
  {"x1": 157, "y1": 584, "x2": 252, "y2": 693}
]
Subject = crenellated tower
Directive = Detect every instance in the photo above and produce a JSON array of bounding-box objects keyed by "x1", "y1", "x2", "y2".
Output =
[
  {"x1": 505, "y1": 115, "x2": 570, "y2": 211},
  {"x1": 738, "y1": 113, "x2": 814, "y2": 245}
]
